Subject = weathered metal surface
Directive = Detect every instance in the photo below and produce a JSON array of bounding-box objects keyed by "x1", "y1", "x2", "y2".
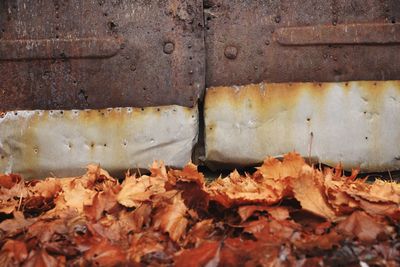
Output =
[
  {"x1": 0, "y1": 106, "x2": 198, "y2": 179},
  {"x1": 0, "y1": 0, "x2": 204, "y2": 110},
  {"x1": 0, "y1": 38, "x2": 121, "y2": 60},
  {"x1": 277, "y1": 23, "x2": 400, "y2": 45},
  {"x1": 205, "y1": 0, "x2": 400, "y2": 86},
  {"x1": 205, "y1": 81, "x2": 400, "y2": 172}
]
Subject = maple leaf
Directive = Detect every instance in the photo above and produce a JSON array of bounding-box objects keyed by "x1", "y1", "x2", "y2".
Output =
[
  {"x1": 0, "y1": 174, "x2": 22, "y2": 189},
  {"x1": 30, "y1": 178, "x2": 62, "y2": 199},
  {"x1": 84, "y1": 189, "x2": 119, "y2": 221},
  {"x1": 168, "y1": 162, "x2": 205, "y2": 186},
  {"x1": 355, "y1": 197, "x2": 400, "y2": 219},
  {"x1": 117, "y1": 175, "x2": 166, "y2": 208},
  {"x1": 27, "y1": 219, "x2": 68, "y2": 243},
  {"x1": 238, "y1": 205, "x2": 290, "y2": 221},
  {"x1": 291, "y1": 230, "x2": 342, "y2": 250},
  {"x1": 174, "y1": 241, "x2": 221, "y2": 267},
  {"x1": 0, "y1": 211, "x2": 35, "y2": 236},
  {"x1": 291, "y1": 166, "x2": 337, "y2": 221},
  {"x1": 23, "y1": 249, "x2": 65, "y2": 267},
  {"x1": 150, "y1": 161, "x2": 168, "y2": 180},
  {"x1": 255, "y1": 152, "x2": 306, "y2": 179},
  {"x1": 83, "y1": 239, "x2": 126, "y2": 267},
  {"x1": 119, "y1": 203, "x2": 152, "y2": 234},
  {"x1": 56, "y1": 180, "x2": 95, "y2": 212},
  {"x1": 208, "y1": 171, "x2": 282, "y2": 207},
  {"x1": 336, "y1": 211, "x2": 393, "y2": 243},
  {"x1": 346, "y1": 179, "x2": 400, "y2": 204},
  {"x1": 184, "y1": 219, "x2": 214, "y2": 246},
  {"x1": 127, "y1": 231, "x2": 167, "y2": 263},
  {"x1": 0, "y1": 240, "x2": 28, "y2": 264},
  {"x1": 243, "y1": 218, "x2": 299, "y2": 243},
  {"x1": 153, "y1": 192, "x2": 188, "y2": 242}
]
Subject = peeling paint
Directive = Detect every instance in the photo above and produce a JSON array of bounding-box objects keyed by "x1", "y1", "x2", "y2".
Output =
[
  {"x1": 205, "y1": 81, "x2": 400, "y2": 172},
  {"x1": 0, "y1": 105, "x2": 198, "y2": 178}
]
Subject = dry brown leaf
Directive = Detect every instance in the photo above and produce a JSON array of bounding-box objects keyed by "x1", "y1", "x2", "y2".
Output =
[
  {"x1": 291, "y1": 230, "x2": 342, "y2": 250},
  {"x1": 168, "y1": 162, "x2": 205, "y2": 186},
  {"x1": 174, "y1": 241, "x2": 220, "y2": 267},
  {"x1": 117, "y1": 175, "x2": 166, "y2": 208},
  {"x1": 84, "y1": 189, "x2": 119, "y2": 221},
  {"x1": 208, "y1": 171, "x2": 281, "y2": 208},
  {"x1": 127, "y1": 231, "x2": 166, "y2": 263},
  {"x1": 184, "y1": 219, "x2": 214, "y2": 246},
  {"x1": 346, "y1": 179, "x2": 400, "y2": 204},
  {"x1": 0, "y1": 211, "x2": 35, "y2": 236},
  {"x1": 23, "y1": 249, "x2": 65, "y2": 267},
  {"x1": 30, "y1": 178, "x2": 61, "y2": 199},
  {"x1": 0, "y1": 174, "x2": 22, "y2": 189},
  {"x1": 238, "y1": 205, "x2": 290, "y2": 221},
  {"x1": 1, "y1": 240, "x2": 28, "y2": 263},
  {"x1": 56, "y1": 180, "x2": 95, "y2": 212},
  {"x1": 337, "y1": 211, "x2": 393, "y2": 243},
  {"x1": 153, "y1": 192, "x2": 188, "y2": 242},
  {"x1": 291, "y1": 166, "x2": 337, "y2": 221},
  {"x1": 83, "y1": 239, "x2": 126, "y2": 266},
  {"x1": 255, "y1": 152, "x2": 306, "y2": 179}
]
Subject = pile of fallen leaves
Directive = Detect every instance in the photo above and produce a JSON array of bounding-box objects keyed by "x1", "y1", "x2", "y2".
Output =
[{"x1": 0, "y1": 153, "x2": 399, "y2": 266}]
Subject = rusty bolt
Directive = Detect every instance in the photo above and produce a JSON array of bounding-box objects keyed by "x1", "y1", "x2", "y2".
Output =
[
  {"x1": 163, "y1": 42, "x2": 174, "y2": 54},
  {"x1": 224, "y1": 46, "x2": 238, "y2": 60}
]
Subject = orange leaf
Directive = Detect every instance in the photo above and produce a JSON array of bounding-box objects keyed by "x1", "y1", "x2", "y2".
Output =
[
  {"x1": 291, "y1": 166, "x2": 337, "y2": 221},
  {"x1": 255, "y1": 152, "x2": 306, "y2": 179},
  {"x1": 174, "y1": 241, "x2": 220, "y2": 267},
  {"x1": 336, "y1": 211, "x2": 393, "y2": 243},
  {"x1": 153, "y1": 192, "x2": 188, "y2": 242}
]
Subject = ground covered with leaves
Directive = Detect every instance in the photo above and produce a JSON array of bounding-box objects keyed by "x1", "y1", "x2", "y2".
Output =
[{"x1": 0, "y1": 153, "x2": 399, "y2": 266}]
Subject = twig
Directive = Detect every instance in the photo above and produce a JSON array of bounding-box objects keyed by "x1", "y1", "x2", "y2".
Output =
[{"x1": 308, "y1": 132, "x2": 314, "y2": 165}]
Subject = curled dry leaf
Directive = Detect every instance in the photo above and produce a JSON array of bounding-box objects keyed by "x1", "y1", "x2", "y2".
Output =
[
  {"x1": 168, "y1": 162, "x2": 205, "y2": 186},
  {"x1": 84, "y1": 239, "x2": 126, "y2": 266},
  {"x1": 0, "y1": 211, "x2": 35, "y2": 236},
  {"x1": 255, "y1": 152, "x2": 306, "y2": 179},
  {"x1": 291, "y1": 166, "x2": 337, "y2": 221},
  {"x1": 0, "y1": 174, "x2": 22, "y2": 189},
  {"x1": 0, "y1": 239, "x2": 28, "y2": 263},
  {"x1": 291, "y1": 230, "x2": 342, "y2": 250},
  {"x1": 238, "y1": 205, "x2": 290, "y2": 221},
  {"x1": 153, "y1": 192, "x2": 188, "y2": 242},
  {"x1": 23, "y1": 249, "x2": 65, "y2": 267},
  {"x1": 174, "y1": 241, "x2": 220, "y2": 267},
  {"x1": 336, "y1": 211, "x2": 393, "y2": 243},
  {"x1": 208, "y1": 171, "x2": 282, "y2": 208},
  {"x1": 117, "y1": 175, "x2": 166, "y2": 208}
]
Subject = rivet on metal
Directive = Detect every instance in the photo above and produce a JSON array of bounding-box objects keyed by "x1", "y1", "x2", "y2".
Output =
[
  {"x1": 224, "y1": 46, "x2": 238, "y2": 60},
  {"x1": 163, "y1": 42, "x2": 174, "y2": 54}
]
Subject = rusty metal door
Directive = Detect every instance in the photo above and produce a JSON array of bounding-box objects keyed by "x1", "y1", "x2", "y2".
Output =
[
  {"x1": 204, "y1": 0, "x2": 400, "y2": 86},
  {"x1": 0, "y1": 0, "x2": 205, "y2": 110}
]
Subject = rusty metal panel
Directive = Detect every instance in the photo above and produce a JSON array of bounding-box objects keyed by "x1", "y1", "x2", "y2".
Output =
[
  {"x1": 205, "y1": 0, "x2": 400, "y2": 86},
  {"x1": 0, "y1": 0, "x2": 205, "y2": 110}
]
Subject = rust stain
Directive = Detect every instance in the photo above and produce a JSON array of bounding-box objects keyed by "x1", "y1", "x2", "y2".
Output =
[
  {"x1": 205, "y1": 80, "x2": 400, "y2": 172},
  {"x1": 0, "y1": 105, "x2": 198, "y2": 178}
]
